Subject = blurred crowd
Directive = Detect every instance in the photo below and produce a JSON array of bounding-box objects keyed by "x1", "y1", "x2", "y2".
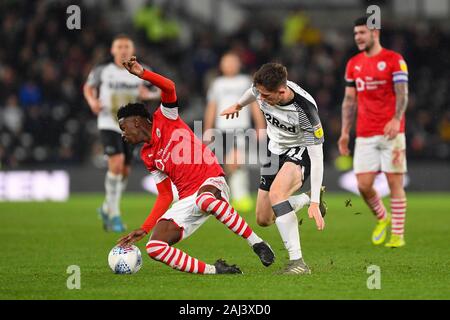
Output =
[{"x1": 0, "y1": 0, "x2": 449, "y2": 169}]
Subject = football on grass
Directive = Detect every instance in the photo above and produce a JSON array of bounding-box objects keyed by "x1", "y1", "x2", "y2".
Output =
[{"x1": 108, "y1": 245, "x2": 142, "y2": 274}]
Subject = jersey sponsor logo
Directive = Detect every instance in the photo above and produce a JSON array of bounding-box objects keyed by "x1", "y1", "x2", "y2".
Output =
[
  {"x1": 399, "y1": 60, "x2": 408, "y2": 73},
  {"x1": 377, "y1": 61, "x2": 386, "y2": 71},
  {"x1": 108, "y1": 82, "x2": 139, "y2": 90},
  {"x1": 262, "y1": 111, "x2": 296, "y2": 133}
]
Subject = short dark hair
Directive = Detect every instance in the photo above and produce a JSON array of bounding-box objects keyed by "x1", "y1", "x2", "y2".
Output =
[
  {"x1": 113, "y1": 33, "x2": 132, "y2": 42},
  {"x1": 354, "y1": 16, "x2": 368, "y2": 27},
  {"x1": 253, "y1": 63, "x2": 288, "y2": 92},
  {"x1": 117, "y1": 103, "x2": 151, "y2": 121}
]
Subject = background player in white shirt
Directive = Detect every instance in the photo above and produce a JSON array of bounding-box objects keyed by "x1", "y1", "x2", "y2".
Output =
[
  {"x1": 203, "y1": 52, "x2": 266, "y2": 212},
  {"x1": 83, "y1": 34, "x2": 160, "y2": 232},
  {"x1": 221, "y1": 63, "x2": 326, "y2": 274}
]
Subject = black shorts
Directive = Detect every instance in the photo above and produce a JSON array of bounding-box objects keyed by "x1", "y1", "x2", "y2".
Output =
[
  {"x1": 99, "y1": 130, "x2": 134, "y2": 165},
  {"x1": 259, "y1": 146, "x2": 311, "y2": 191}
]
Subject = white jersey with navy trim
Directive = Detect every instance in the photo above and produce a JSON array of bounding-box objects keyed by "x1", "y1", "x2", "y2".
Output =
[
  {"x1": 251, "y1": 81, "x2": 324, "y2": 155},
  {"x1": 86, "y1": 62, "x2": 146, "y2": 133}
]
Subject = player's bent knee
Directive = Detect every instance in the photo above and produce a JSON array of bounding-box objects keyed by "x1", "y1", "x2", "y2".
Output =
[
  {"x1": 108, "y1": 155, "x2": 125, "y2": 175},
  {"x1": 268, "y1": 189, "x2": 287, "y2": 206},
  {"x1": 150, "y1": 220, "x2": 182, "y2": 246},
  {"x1": 357, "y1": 180, "x2": 373, "y2": 195},
  {"x1": 146, "y1": 240, "x2": 169, "y2": 260},
  {"x1": 256, "y1": 216, "x2": 273, "y2": 227},
  {"x1": 195, "y1": 191, "x2": 216, "y2": 213}
]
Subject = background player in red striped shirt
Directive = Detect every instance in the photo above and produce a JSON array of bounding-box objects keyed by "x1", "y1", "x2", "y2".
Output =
[
  {"x1": 338, "y1": 17, "x2": 409, "y2": 248},
  {"x1": 116, "y1": 56, "x2": 275, "y2": 274}
]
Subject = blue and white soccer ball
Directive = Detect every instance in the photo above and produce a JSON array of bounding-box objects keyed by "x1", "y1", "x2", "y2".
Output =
[{"x1": 108, "y1": 245, "x2": 142, "y2": 274}]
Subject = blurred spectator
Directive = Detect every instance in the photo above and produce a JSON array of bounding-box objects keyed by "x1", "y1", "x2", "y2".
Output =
[{"x1": 0, "y1": 0, "x2": 448, "y2": 169}]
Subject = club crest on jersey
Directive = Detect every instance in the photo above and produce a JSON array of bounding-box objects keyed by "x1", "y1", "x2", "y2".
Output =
[
  {"x1": 399, "y1": 60, "x2": 408, "y2": 72},
  {"x1": 156, "y1": 128, "x2": 161, "y2": 138},
  {"x1": 155, "y1": 159, "x2": 165, "y2": 171},
  {"x1": 377, "y1": 61, "x2": 386, "y2": 71},
  {"x1": 314, "y1": 126, "x2": 324, "y2": 139}
]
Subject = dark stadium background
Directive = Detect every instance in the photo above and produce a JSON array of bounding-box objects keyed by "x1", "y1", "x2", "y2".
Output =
[{"x1": 0, "y1": 0, "x2": 449, "y2": 196}]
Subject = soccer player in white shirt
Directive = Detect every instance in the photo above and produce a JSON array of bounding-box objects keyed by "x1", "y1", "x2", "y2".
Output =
[
  {"x1": 221, "y1": 63, "x2": 326, "y2": 274},
  {"x1": 203, "y1": 52, "x2": 266, "y2": 212},
  {"x1": 83, "y1": 34, "x2": 160, "y2": 232}
]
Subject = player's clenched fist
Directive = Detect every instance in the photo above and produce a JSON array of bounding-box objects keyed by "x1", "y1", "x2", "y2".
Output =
[
  {"x1": 308, "y1": 203, "x2": 325, "y2": 231},
  {"x1": 123, "y1": 56, "x2": 144, "y2": 77}
]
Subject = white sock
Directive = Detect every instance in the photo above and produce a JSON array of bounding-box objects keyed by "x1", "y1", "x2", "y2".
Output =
[
  {"x1": 275, "y1": 211, "x2": 302, "y2": 260},
  {"x1": 104, "y1": 171, "x2": 122, "y2": 218},
  {"x1": 289, "y1": 193, "x2": 310, "y2": 212},
  {"x1": 229, "y1": 168, "x2": 250, "y2": 200},
  {"x1": 246, "y1": 231, "x2": 263, "y2": 246}
]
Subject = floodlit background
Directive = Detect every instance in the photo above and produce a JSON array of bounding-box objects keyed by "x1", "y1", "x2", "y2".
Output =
[{"x1": 0, "y1": 0, "x2": 448, "y2": 196}]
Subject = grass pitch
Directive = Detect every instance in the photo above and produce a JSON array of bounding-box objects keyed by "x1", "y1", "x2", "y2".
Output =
[{"x1": 0, "y1": 192, "x2": 449, "y2": 300}]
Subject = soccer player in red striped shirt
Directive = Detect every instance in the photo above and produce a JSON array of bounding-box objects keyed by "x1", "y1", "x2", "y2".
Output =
[
  {"x1": 338, "y1": 17, "x2": 409, "y2": 247},
  {"x1": 116, "y1": 56, "x2": 275, "y2": 274}
]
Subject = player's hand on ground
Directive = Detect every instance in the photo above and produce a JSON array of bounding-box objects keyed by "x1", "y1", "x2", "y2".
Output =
[
  {"x1": 123, "y1": 56, "x2": 144, "y2": 77},
  {"x1": 117, "y1": 228, "x2": 148, "y2": 247},
  {"x1": 384, "y1": 118, "x2": 400, "y2": 140},
  {"x1": 220, "y1": 103, "x2": 242, "y2": 119},
  {"x1": 88, "y1": 98, "x2": 102, "y2": 115},
  {"x1": 308, "y1": 202, "x2": 325, "y2": 231},
  {"x1": 337, "y1": 133, "x2": 350, "y2": 156}
]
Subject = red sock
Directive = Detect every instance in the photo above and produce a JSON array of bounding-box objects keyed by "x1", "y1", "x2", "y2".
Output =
[
  {"x1": 146, "y1": 240, "x2": 214, "y2": 274},
  {"x1": 367, "y1": 193, "x2": 387, "y2": 221},
  {"x1": 391, "y1": 198, "x2": 407, "y2": 235},
  {"x1": 196, "y1": 192, "x2": 253, "y2": 238}
]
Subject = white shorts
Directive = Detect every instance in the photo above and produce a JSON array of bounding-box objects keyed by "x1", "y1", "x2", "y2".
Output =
[
  {"x1": 354, "y1": 133, "x2": 407, "y2": 174},
  {"x1": 156, "y1": 176, "x2": 230, "y2": 240}
]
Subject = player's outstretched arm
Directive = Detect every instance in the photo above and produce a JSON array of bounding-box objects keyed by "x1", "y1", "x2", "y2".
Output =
[
  {"x1": 123, "y1": 56, "x2": 176, "y2": 103},
  {"x1": 220, "y1": 87, "x2": 257, "y2": 119},
  {"x1": 117, "y1": 178, "x2": 174, "y2": 247}
]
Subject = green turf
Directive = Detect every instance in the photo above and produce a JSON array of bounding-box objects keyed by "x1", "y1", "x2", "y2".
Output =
[{"x1": 0, "y1": 192, "x2": 449, "y2": 300}]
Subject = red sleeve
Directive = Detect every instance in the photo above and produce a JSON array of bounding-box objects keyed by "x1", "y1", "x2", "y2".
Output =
[
  {"x1": 344, "y1": 58, "x2": 355, "y2": 87},
  {"x1": 141, "y1": 178, "x2": 174, "y2": 233},
  {"x1": 390, "y1": 53, "x2": 409, "y2": 83},
  {"x1": 141, "y1": 69, "x2": 177, "y2": 103}
]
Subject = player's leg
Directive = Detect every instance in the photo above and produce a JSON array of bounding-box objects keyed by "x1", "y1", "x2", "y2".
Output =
[
  {"x1": 146, "y1": 206, "x2": 241, "y2": 274},
  {"x1": 354, "y1": 136, "x2": 390, "y2": 245},
  {"x1": 105, "y1": 154, "x2": 126, "y2": 232},
  {"x1": 110, "y1": 140, "x2": 134, "y2": 232},
  {"x1": 257, "y1": 157, "x2": 311, "y2": 227},
  {"x1": 195, "y1": 177, "x2": 275, "y2": 267},
  {"x1": 383, "y1": 133, "x2": 407, "y2": 247},
  {"x1": 268, "y1": 161, "x2": 311, "y2": 274},
  {"x1": 99, "y1": 130, "x2": 126, "y2": 231},
  {"x1": 385, "y1": 173, "x2": 406, "y2": 247}
]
